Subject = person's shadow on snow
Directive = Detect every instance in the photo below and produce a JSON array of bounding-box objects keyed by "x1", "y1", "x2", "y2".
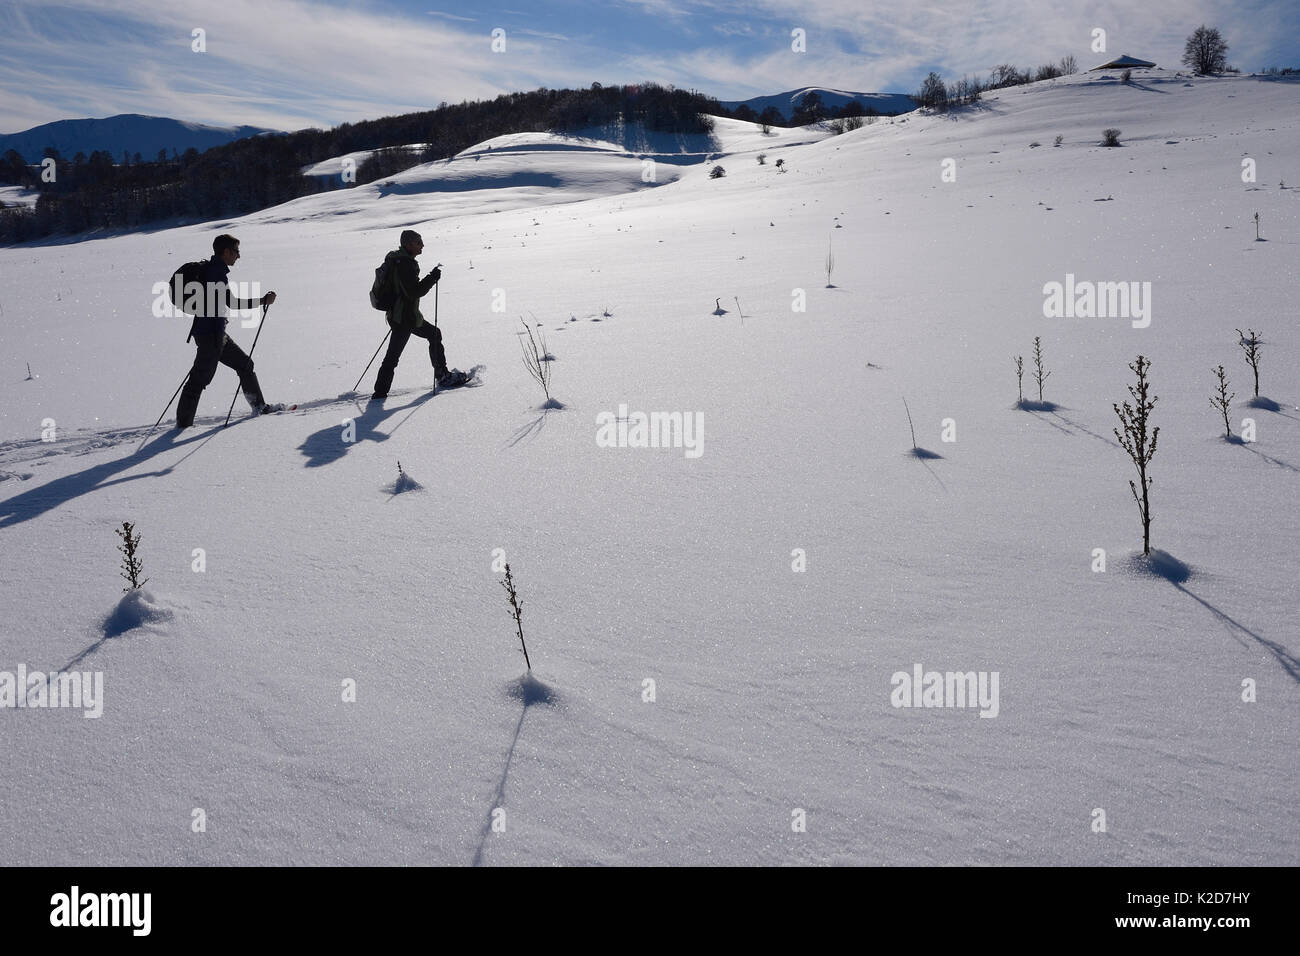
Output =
[
  {"x1": 297, "y1": 392, "x2": 434, "y2": 468},
  {"x1": 0, "y1": 427, "x2": 215, "y2": 529}
]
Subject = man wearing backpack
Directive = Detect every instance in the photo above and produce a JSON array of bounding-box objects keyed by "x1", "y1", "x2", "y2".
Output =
[
  {"x1": 371, "y1": 229, "x2": 469, "y2": 399},
  {"x1": 175, "y1": 233, "x2": 279, "y2": 428}
]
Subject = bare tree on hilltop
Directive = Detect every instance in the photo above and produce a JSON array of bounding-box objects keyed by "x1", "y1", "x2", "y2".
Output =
[
  {"x1": 916, "y1": 72, "x2": 948, "y2": 110},
  {"x1": 1183, "y1": 25, "x2": 1229, "y2": 74}
]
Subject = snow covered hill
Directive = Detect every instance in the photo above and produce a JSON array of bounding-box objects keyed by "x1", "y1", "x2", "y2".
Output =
[
  {"x1": 1, "y1": 70, "x2": 1297, "y2": 866},
  {"x1": 296, "y1": 121, "x2": 833, "y2": 209},
  {"x1": 0, "y1": 185, "x2": 38, "y2": 209},
  {"x1": 0, "y1": 113, "x2": 279, "y2": 163},
  {"x1": 722, "y1": 86, "x2": 916, "y2": 119}
]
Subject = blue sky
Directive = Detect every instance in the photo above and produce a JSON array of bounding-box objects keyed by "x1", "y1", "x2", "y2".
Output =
[{"x1": 1, "y1": 0, "x2": 1297, "y2": 133}]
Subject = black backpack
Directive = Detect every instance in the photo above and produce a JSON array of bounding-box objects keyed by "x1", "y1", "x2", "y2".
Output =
[
  {"x1": 169, "y1": 260, "x2": 208, "y2": 314},
  {"x1": 370, "y1": 258, "x2": 397, "y2": 311}
]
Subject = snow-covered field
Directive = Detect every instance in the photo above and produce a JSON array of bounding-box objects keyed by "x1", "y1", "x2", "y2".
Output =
[
  {"x1": 1, "y1": 70, "x2": 1297, "y2": 866},
  {"x1": 0, "y1": 185, "x2": 38, "y2": 209}
]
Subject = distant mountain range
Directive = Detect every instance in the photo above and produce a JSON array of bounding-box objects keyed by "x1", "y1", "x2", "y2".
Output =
[
  {"x1": 0, "y1": 114, "x2": 280, "y2": 163},
  {"x1": 720, "y1": 87, "x2": 916, "y2": 120}
]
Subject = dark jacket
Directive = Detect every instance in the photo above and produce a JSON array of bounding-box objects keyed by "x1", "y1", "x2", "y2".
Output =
[
  {"x1": 385, "y1": 249, "x2": 439, "y2": 330},
  {"x1": 188, "y1": 256, "x2": 262, "y2": 339}
]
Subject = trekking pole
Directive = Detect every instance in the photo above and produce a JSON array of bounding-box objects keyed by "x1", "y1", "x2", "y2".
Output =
[
  {"x1": 224, "y1": 302, "x2": 271, "y2": 427},
  {"x1": 431, "y1": 262, "x2": 442, "y2": 328},
  {"x1": 352, "y1": 328, "x2": 392, "y2": 392},
  {"x1": 137, "y1": 371, "x2": 190, "y2": 451}
]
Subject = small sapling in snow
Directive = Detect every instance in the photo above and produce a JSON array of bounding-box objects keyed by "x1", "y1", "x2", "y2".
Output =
[
  {"x1": 519, "y1": 318, "x2": 556, "y2": 406},
  {"x1": 1014, "y1": 355, "x2": 1024, "y2": 404},
  {"x1": 1033, "y1": 336, "x2": 1051, "y2": 402},
  {"x1": 1236, "y1": 328, "x2": 1262, "y2": 397},
  {"x1": 901, "y1": 397, "x2": 941, "y2": 460},
  {"x1": 1210, "y1": 365, "x2": 1234, "y2": 439},
  {"x1": 1113, "y1": 355, "x2": 1159, "y2": 556},
  {"x1": 1102, "y1": 128, "x2": 1122, "y2": 147},
  {"x1": 115, "y1": 521, "x2": 148, "y2": 592},
  {"x1": 389, "y1": 459, "x2": 424, "y2": 494},
  {"x1": 709, "y1": 165, "x2": 726, "y2": 179},
  {"x1": 500, "y1": 562, "x2": 532, "y2": 671},
  {"x1": 904, "y1": 395, "x2": 946, "y2": 463},
  {"x1": 825, "y1": 236, "x2": 835, "y2": 287}
]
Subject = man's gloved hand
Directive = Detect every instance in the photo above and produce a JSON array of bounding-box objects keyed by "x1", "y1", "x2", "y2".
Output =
[
  {"x1": 261, "y1": 291, "x2": 277, "y2": 305},
  {"x1": 428, "y1": 267, "x2": 441, "y2": 283}
]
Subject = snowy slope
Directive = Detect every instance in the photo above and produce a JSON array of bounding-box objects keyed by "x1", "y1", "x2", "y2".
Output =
[
  {"x1": 301, "y1": 145, "x2": 429, "y2": 179},
  {"x1": 0, "y1": 186, "x2": 38, "y2": 208},
  {"x1": 1, "y1": 71, "x2": 1298, "y2": 866},
  {"x1": 295, "y1": 122, "x2": 832, "y2": 209}
]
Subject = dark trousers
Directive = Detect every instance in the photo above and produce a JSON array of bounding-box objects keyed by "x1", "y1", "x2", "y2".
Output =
[
  {"x1": 373, "y1": 322, "x2": 445, "y2": 396},
  {"x1": 176, "y1": 332, "x2": 264, "y2": 427}
]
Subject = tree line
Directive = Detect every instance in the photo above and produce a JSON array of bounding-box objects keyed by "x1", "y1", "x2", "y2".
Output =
[{"x1": 915, "y1": 56, "x2": 1083, "y2": 110}]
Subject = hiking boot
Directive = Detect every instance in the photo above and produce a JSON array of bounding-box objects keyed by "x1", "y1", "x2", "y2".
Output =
[{"x1": 258, "y1": 402, "x2": 286, "y2": 415}]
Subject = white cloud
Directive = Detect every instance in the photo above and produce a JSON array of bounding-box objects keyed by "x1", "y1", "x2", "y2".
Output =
[
  {"x1": 0, "y1": 0, "x2": 587, "y2": 130},
  {"x1": 515, "y1": 28, "x2": 571, "y2": 42},
  {"x1": 426, "y1": 9, "x2": 478, "y2": 22},
  {"x1": 0, "y1": 0, "x2": 1291, "y2": 132},
  {"x1": 614, "y1": 0, "x2": 1290, "y2": 99}
]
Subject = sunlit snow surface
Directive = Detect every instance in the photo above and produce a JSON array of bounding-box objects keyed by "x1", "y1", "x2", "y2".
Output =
[{"x1": 1, "y1": 72, "x2": 1297, "y2": 865}]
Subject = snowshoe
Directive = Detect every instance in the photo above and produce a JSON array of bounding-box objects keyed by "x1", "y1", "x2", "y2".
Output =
[{"x1": 436, "y1": 368, "x2": 472, "y2": 390}]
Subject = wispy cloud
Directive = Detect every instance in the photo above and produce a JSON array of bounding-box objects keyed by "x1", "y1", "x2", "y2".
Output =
[
  {"x1": 0, "y1": 0, "x2": 1293, "y2": 132},
  {"x1": 677, "y1": 0, "x2": 1283, "y2": 80},
  {"x1": 624, "y1": 0, "x2": 1293, "y2": 96},
  {"x1": 614, "y1": 0, "x2": 700, "y2": 18},
  {"x1": 426, "y1": 9, "x2": 477, "y2": 22},
  {"x1": 516, "y1": 28, "x2": 571, "y2": 42},
  {"x1": 712, "y1": 21, "x2": 768, "y2": 38},
  {"x1": 0, "y1": 0, "x2": 584, "y2": 130}
]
